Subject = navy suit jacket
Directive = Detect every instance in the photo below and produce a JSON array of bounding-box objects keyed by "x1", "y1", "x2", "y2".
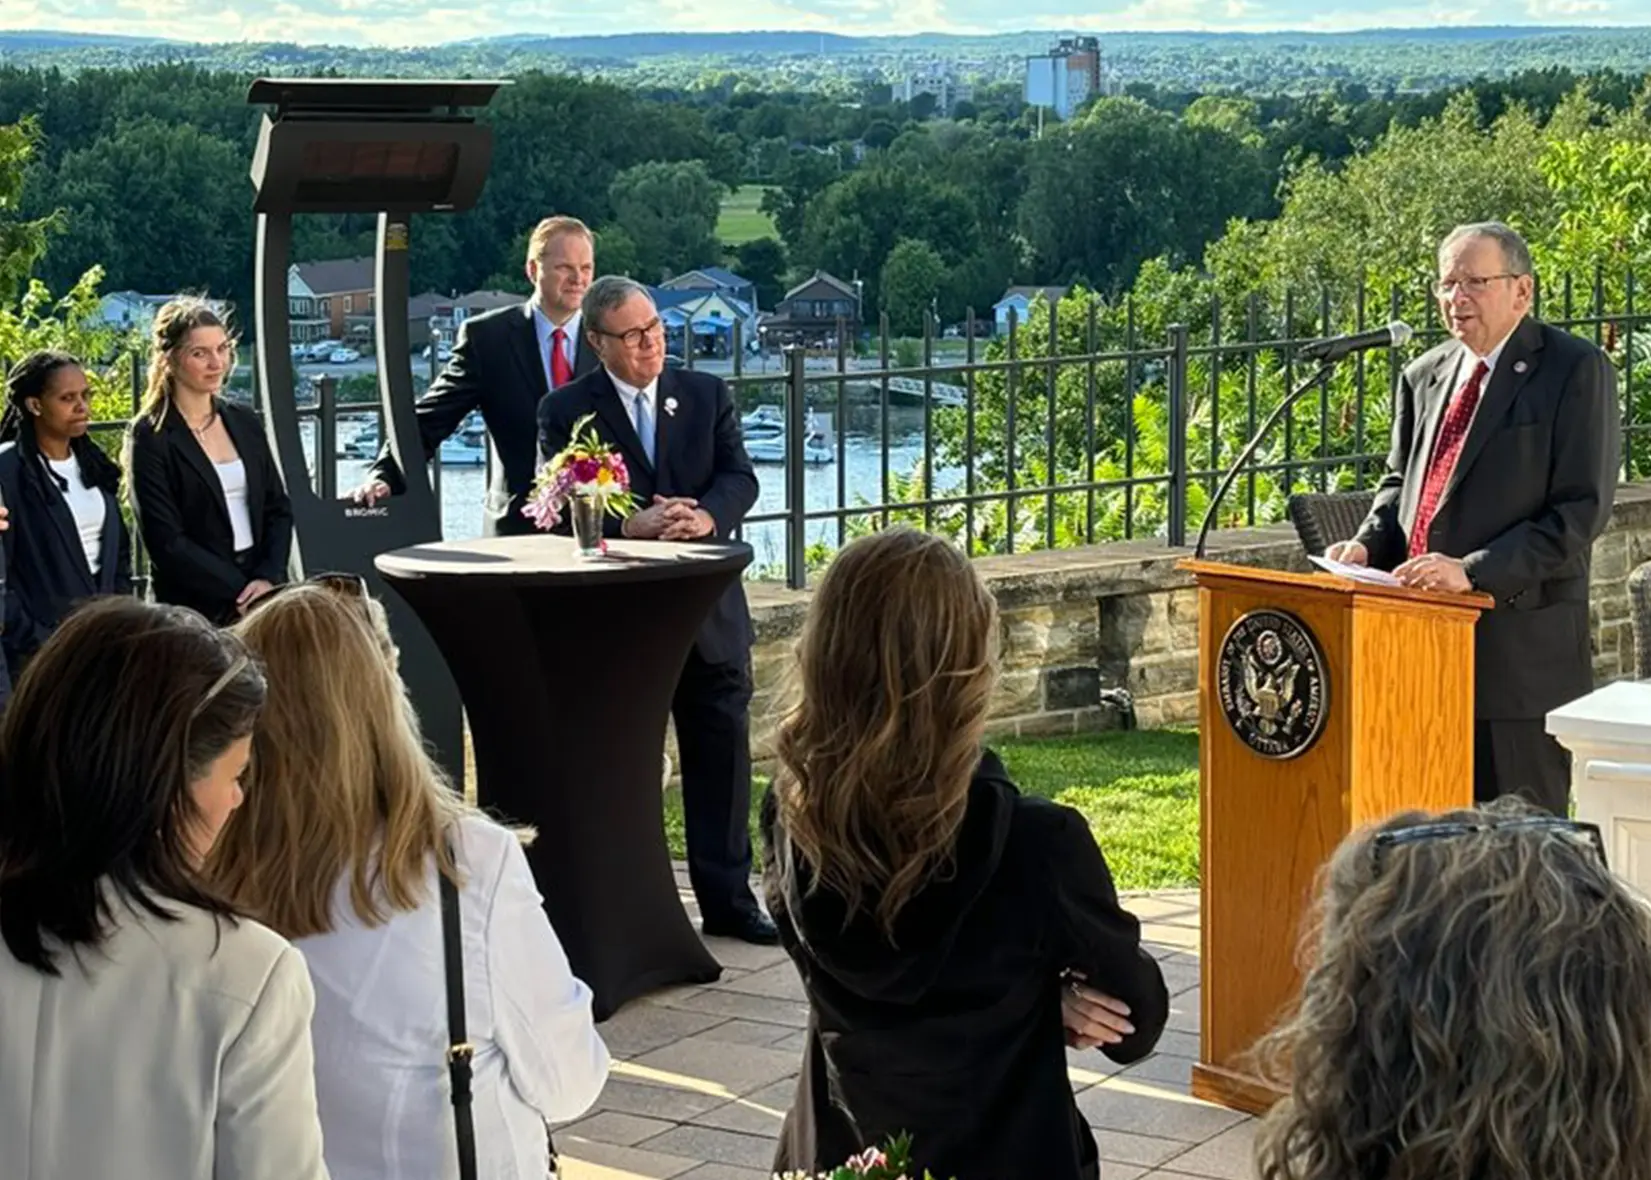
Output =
[
  {"x1": 537, "y1": 366, "x2": 757, "y2": 666},
  {"x1": 373, "y1": 300, "x2": 598, "y2": 537}
]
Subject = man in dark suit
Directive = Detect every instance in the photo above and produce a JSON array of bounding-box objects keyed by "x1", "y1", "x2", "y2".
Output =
[
  {"x1": 350, "y1": 215, "x2": 599, "y2": 535},
  {"x1": 1327, "y1": 221, "x2": 1620, "y2": 815},
  {"x1": 538, "y1": 276, "x2": 776, "y2": 945}
]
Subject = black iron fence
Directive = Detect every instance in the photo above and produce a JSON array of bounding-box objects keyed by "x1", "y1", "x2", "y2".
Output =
[{"x1": 55, "y1": 273, "x2": 1651, "y2": 590}]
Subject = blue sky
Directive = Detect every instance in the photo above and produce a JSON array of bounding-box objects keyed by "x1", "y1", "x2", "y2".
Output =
[{"x1": 2, "y1": 0, "x2": 1648, "y2": 45}]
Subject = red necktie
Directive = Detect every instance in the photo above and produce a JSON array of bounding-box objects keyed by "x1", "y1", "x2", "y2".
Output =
[
  {"x1": 1408, "y1": 359, "x2": 1489, "y2": 559},
  {"x1": 550, "y1": 327, "x2": 573, "y2": 389}
]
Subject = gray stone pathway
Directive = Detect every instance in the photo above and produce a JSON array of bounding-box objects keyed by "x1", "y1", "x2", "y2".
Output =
[{"x1": 553, "y1": 875, "x2": 1256, "y2": 1180}]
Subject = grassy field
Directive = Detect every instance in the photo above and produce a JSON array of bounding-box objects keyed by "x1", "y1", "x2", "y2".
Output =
[
  {"x1": 664, "y1": 728, "x2": 1202, "y2": 893},
  {"x1": 716, "y1": 184, "x2": 777, "y2": 246}
]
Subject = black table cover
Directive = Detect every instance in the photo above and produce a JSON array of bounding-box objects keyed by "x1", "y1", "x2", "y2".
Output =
[{"x1": 377, "y1": 533, "x2": 753, "y2": 1020}]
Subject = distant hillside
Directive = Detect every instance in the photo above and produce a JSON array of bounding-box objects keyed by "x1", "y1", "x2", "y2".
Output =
[{"x1": 4, "y1": 25, "x2": 1651, "y2": 94}]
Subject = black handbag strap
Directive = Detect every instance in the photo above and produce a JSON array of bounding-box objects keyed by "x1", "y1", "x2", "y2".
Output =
[{"x1": 439, "y1": 839, "x2": 478, "y2": 1180}]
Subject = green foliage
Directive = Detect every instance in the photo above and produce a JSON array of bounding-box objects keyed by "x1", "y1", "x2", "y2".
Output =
[
  {"x1": 608, "y1": 159, "x2": 724, "y2": 283},
  {"x1": 0, "y1": 270, "x2": 143, "y2": 435},
  {"x1": 715, "y1": 183, "x2": 777, "y2": 246},
  {"x1": 879, "y1": 239, "x2": 945, "y2": 337},
  {"x1": 0, "y1": 117, "x2": 53, "y2": 300},
  {"x1": 732, "y1": 236, "x2": 787, "y2": 308}
]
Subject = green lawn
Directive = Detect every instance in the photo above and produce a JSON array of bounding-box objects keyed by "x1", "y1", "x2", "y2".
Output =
[
  {"x1": 716, "y1": 184, "x2": 777, "y2": 246},
  {"x1": 665, "y1": 729, "x2": 1202, "y2": 893}
]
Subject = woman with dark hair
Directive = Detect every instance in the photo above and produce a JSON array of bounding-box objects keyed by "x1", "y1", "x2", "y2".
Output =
[
  {"x1": 124, "y1": 297, "x2": 292, "y2": 624},
  {"x1": 0, "y1": 350, "x2": 131, "y2": 678},
  {"x1": 1254, "y1": 800, "x2": 1651, "y2": 1180},
  {"x1": 0, "y1": 596, "x2": 327, "y2": 1179},
  {"x1": 763, "y1": 527, "x2": 1169, "y2": 1180}
]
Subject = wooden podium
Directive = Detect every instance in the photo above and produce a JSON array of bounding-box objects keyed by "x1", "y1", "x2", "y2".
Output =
[{"x1": 1179, "y1": 560, "x2": 1491, "y2": 1114}]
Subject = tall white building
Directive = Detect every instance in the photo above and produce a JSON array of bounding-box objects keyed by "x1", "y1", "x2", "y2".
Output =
[
  {"x1": 900, "y1": 66, "x2": 972, "y2": 117},
  {"x1": 1025, "y1": 36, "x2": 1103, "y2": 122}
]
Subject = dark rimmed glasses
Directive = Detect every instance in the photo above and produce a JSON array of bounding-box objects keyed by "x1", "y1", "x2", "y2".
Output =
[
  {"x1": 248, "y1": 572, "x2": 370, "y2": 611},
  {"x1": 1372, "y1": 815, "x2": 1608, "y2": 870}
]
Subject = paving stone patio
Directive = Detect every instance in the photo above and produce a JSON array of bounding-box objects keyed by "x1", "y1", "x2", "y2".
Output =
[{"x1": 553, "y1": 871, "x2": 1255, "y2": 1180}]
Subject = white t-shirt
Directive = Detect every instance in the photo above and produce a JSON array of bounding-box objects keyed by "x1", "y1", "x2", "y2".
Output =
[
  {"x1": 213, "y1": 458, "x2": 256, "y2": 553},
  {"x1": 45, "y1": 455, "x2": 106, "y2": 576}
]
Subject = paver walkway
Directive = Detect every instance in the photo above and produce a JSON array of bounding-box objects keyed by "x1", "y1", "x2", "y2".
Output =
[{"x1": 554, "y1": 873, "x2": 1257, "y2": 1180}]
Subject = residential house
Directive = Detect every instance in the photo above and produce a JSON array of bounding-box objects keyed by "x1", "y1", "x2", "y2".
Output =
[
  {"x1": 660, "y1": 267, "x2": 758, "y2": 312},
  {"x1": 993, "y1": 285, "x2": 1069, "y2": 334},
  {"x1": 288, "y1": 257, "x2": 375, "y2": 344},
  {"x1": 96, "y1": 290, "x2": 228, "y2": 336},
  {"x1": 762, "y1": 271, "x2": 862, "y2": 347},
  {"x1": 651, "y1": 287, "x2": 757, "y2": 360}
]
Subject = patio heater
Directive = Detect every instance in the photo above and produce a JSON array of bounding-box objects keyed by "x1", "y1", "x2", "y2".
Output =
[{"x1": 247, "y1": 77, "x2": 507, "y2": 781}]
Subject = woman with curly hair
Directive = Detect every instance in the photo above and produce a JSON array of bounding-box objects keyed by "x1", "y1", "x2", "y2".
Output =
[{"x1": 1255, "y1": 799, "x2": 1651, "y2": 1180}]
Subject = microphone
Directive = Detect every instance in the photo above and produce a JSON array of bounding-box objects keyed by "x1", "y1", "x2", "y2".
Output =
[
  {"x1": 1192, "y1": 321, "x2": 1413, "y2": 560},
  {"x1": 1294, "y1": 321, "x2": 1414, "y2": 364}
]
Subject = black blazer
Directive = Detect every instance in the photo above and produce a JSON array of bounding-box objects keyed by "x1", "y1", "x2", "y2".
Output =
[
  {"x1": 126, "y1": 399, "x2": 293, "y2": 625},
  {"x1": 372, "y1": 301, "x2": 598, "y2": 538},
  {"x1": 1354, "y1": 316, "x2": 1620, "y2": 720},
  {"x1": 761, "y1": 751, "x2": 1168, "y2": 1180},
  {"x1": 0, "y1": 439, "x2": 131, "y2": 674},
  {"x1": 537, "y1": 366, "x2": 758, "y2": 666}
]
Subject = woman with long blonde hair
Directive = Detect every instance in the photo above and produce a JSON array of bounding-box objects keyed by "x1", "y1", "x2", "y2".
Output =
[
  {"x1": 204, "y1": 581, "x2": 609, "y2": 1180},
  {"x1": 124, "y1": 297, "x2": 291, "y2": 623},
  {"x1": 1255, "y1": 799, "x2": 1651, "y2": 1180},
  {"x1": 763, "y1": 526, "x2": 1168, "y2": 1180}
]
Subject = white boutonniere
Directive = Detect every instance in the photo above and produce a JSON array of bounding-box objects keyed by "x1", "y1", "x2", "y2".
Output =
[{"x1": 664, "y1": 396, "x2": 678, "y2": 417}]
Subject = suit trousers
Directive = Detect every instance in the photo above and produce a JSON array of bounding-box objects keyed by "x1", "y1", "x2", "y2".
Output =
[
  {"x1": 673, "y1": 649, "x2": 761, "y2": 922},
  {"x1": 1474, "y1": 719, "x2": 1572, "y2": 816}
]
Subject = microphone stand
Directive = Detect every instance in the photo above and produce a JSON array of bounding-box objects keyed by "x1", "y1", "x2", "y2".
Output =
[{"x1": 1192, "y1": 361, "x2": 1339, "y2": 560}]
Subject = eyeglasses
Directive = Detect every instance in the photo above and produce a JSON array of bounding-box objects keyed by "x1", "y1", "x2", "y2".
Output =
[
  {"x1": 1372, "y1": 815, "x2": 1608, "y2": 870},
  {"x1": 1433, "y1": 274, "x2": 1517, "y2": 299},
  {"x1": 595, "y1": 319, "x2": 665, "y2": 350}
]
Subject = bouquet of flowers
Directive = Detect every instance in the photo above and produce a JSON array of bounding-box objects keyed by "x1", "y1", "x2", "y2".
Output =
[
  {"x1": 521, "y1": 412, "x2": 637, "y2": 535},
  {"x1": 776, "y1": 1135, "x2": 948, "y2": 1180}
]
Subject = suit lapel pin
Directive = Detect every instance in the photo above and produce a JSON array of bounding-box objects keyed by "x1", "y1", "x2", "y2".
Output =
[
  {"x1": 664, "y1": 397, "x2": 678, "y2": 417},
  {"x1": 1513, "y1": 360, "x2": 1528, "y2": 374}
]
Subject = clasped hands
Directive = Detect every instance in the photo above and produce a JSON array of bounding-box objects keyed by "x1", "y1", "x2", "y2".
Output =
[
  {"x1": 622, "y1": 494, "x2": 715, "y2": 542},
  {"x1": 1323, "y1": 540, "x2": 1471, "y2": 594}
]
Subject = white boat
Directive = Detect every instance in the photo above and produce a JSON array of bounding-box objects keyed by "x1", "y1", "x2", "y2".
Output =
[
  {"x1": 748, "y1": 433, "x2": 834, "y2": 465},
  {"x1": 740, "y1": 405, "x2": 784, "y2": 439}
]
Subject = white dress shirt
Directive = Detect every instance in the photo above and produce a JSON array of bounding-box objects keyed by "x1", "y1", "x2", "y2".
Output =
[
  {"x1": 1446, "y1": 327, "x2": 1516, "y2": 433},
  {"x1": 296, "y1": 813, "x2": 610, "y2": 1180},
  {"x1": 0, "y1": 891, "x2": 327, "y2": 1180},
  {"x1": 533, "y1": 304, "x2": 582, "y2": 385}
]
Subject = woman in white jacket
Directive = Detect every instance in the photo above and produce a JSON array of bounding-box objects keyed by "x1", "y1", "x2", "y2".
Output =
[
  {"x1": 0, "y1": 597, "x2": 327, "y2": 1180},
  {"x1": 207, "y1": 579, "x2": 610, "y2": 1180}
]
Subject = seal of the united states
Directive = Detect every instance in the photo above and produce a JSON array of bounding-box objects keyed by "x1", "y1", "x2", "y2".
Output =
[{"x1": 1215, "y1": 608, "x2": 1327, "y2": 760}]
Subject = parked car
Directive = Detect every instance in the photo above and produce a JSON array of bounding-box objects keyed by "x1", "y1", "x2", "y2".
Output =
[{"x1": 328, "y1": 347, "x2": 362, "y2": 364}]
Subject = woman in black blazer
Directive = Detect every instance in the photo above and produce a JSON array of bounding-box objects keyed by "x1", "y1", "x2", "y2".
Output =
[
  {"x1": 0, "y1": 350, "x2": 132, "y2": 678},
  {"x1": 124, "y1": 298, "x2": 292, "y2": 625}
]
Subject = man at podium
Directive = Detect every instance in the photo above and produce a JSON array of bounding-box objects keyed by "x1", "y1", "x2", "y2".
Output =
[{"x1": 1326, "y1": 222, "x2": 1619, "y2": 816}]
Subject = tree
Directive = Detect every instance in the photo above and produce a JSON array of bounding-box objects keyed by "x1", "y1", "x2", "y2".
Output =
[
  {"x1": 608, "y1": 159, "x2": 723, "y2": 282},
  {"x1": 732, "y1": 236, "x2": 787, "y2": 309},
  {"x1": 794, "y1": 167, "x2": 978, "y2": 314},
  {"x1": 594, "y1": 224, "x2": 642, "y2": 278},
  {"x1": 0, "y1": 117, "x2": 53, "y2": 299},
  {"x1": 879, "y1": 238, "x2": 945, "y2": 335},
  {"x1": 758, "y1": 149, "x2": 841, "y2": 247}
]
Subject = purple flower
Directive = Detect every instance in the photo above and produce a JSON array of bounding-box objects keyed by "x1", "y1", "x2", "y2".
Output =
[{"x1": 572, "y1": 457, "x2": 601, "y2": 484}]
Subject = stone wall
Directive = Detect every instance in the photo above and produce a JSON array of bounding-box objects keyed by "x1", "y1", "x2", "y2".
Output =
[{"x1": 726, "y1": 481, "x2": 1651, "y2": 763}]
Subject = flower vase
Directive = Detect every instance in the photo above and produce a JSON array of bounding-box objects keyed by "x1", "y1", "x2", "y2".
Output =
[{"x1": 570, "y1": 493, "x2": 605, "y2": 556}]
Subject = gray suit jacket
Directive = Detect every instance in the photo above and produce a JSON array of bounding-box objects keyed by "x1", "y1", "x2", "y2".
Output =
[{"x1": 1353, "y1": 316, "x2": 1620, "y2": 721}]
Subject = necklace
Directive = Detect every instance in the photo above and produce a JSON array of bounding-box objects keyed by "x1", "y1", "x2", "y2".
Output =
[{"x1": 185, "y1": 406, "x2": 218, "y2": 436}]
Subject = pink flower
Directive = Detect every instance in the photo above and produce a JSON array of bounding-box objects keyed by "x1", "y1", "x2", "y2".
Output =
[
  {"x1": 572, "y1": 457, "x2": 601, "y2": 483},
  {"x1": 846, "y1": 1148, "x2": 887, "y2": 1173}
]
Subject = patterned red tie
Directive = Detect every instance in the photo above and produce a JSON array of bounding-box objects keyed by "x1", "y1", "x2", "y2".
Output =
[
  {"x1": 550, "y1": 326, "x2": 573, "y2": 389},
  {"x1": 1408, "y1": 359, "x2": 1489, "y2": 559}
]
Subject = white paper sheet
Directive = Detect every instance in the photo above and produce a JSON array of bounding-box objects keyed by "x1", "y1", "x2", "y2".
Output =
[{"x1": 1309, "y1": 554, "x2": 1404, "y2": 587}]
